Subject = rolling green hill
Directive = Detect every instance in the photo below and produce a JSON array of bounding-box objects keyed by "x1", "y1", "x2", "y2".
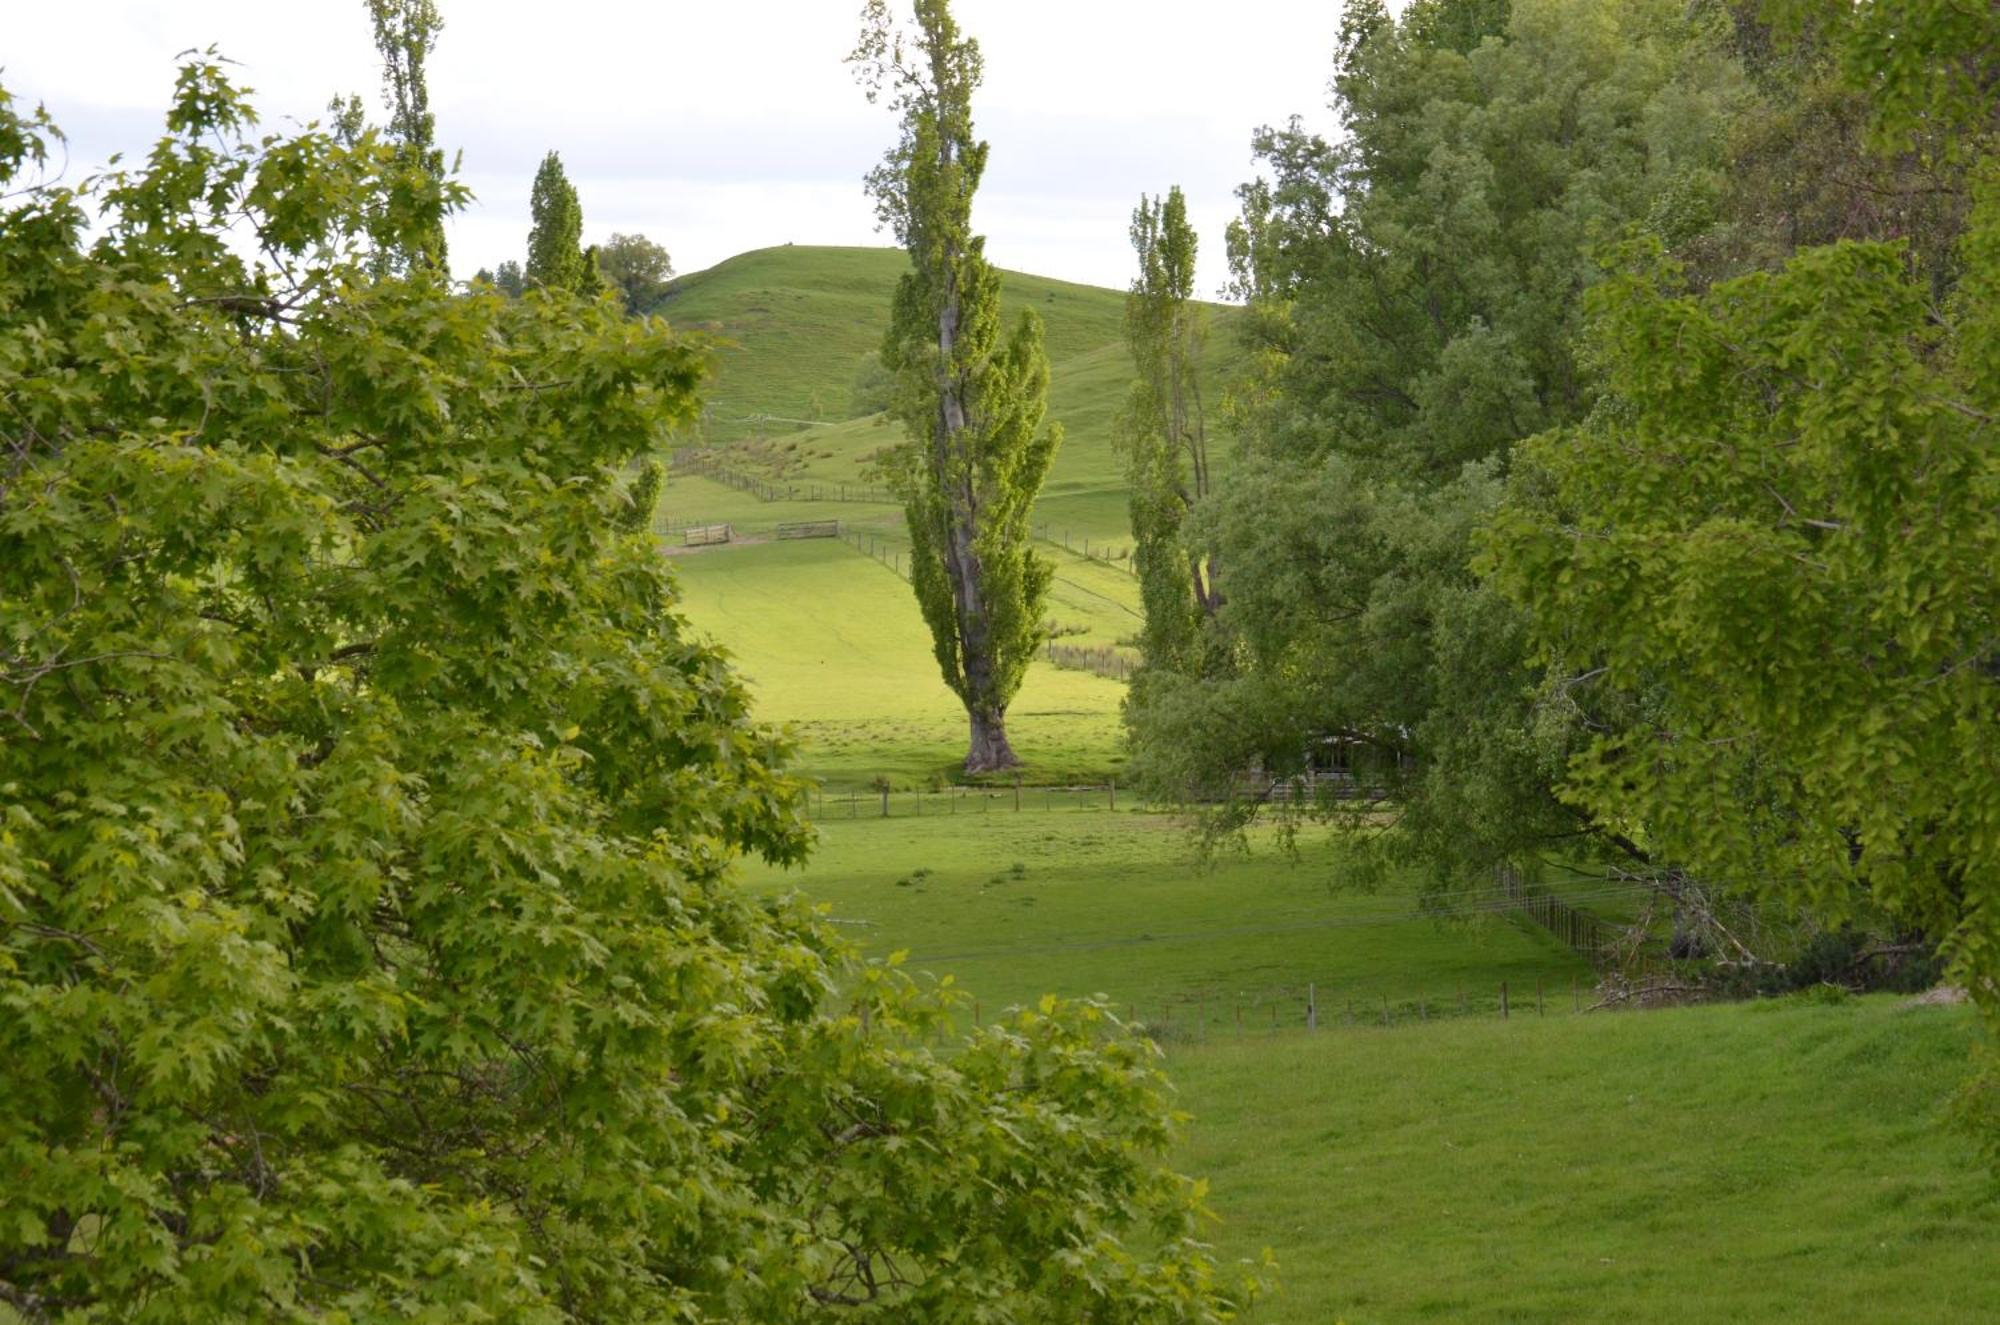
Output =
[
  {"x1": 658, "y1": 244, "x2": 1129, "y2": 436},
  {"x1": 655, "y1": 243, "x2": 1242, "y2": 548}
]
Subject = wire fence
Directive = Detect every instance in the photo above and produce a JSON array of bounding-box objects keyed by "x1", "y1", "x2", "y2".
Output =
[
  {"x1": 867, "y1": 870, "x2": 1687, "y2": 1042},
  {"x1": 1110, "y1": 974, "x2": 1602, "y2": 1044},
  {"x1": 811, "y1": 782, "x2": 1126, "y2": 818},
  {"x1": 672, "y1": 450, "x2": 895, "y2": 505},
  {"x1": 1045, "y1": 642, "x2": 1135, "y2": 682},
  {"x1": 839, "y1": 525, "x2": 911, "y2": 581},
  {"x1": 1032, "y1": 523, "x2": 1136, "y2": 577},
  {"x1": 666, "y1": 451, "x2": 1139, "y2": 581},
  {"x1": 1497, "y1": 862, "x2": 1629, "y2": 962}
]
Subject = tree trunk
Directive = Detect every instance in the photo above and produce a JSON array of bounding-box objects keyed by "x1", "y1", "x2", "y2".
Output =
[{"x1": 965, "y1": 706, "x2": 1019, "y2": 773}]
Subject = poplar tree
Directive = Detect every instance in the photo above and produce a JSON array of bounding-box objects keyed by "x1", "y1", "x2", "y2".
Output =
[
  {"x1": 1118, "y1": 186, "x2": 1217, "y2": 671},
  {"x1": 853, "y1": 0, "x2": 1062, "y2": 773},
  {"x1": 525, "y1": 150, "x2": 593, "y2": 294},
  {"x1": 364, "y1": 0, "x2": 448, "y2": 272}
]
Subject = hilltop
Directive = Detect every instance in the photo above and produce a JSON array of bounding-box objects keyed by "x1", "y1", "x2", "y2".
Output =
[{"x1": 656, "y1": 243, "x2": 1242, "y2": 547}]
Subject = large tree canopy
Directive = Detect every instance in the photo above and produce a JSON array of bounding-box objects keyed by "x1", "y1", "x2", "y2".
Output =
[
  {"x1": 0, "y1": 64, "x2": 1254, "y2": 1323},
  {"x1": 1483, "y1": 0, "x2": 2000, "y2": 1125},
  {"x1": 1126, "y1": 0, "x2": 1744, "y2": 890}
]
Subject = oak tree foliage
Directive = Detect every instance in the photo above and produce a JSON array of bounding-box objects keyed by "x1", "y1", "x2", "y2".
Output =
[{"x1": 596, "y1": 231, "x2": 676, "y2": 316}]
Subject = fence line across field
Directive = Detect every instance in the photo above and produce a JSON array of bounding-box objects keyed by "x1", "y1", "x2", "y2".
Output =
[
  {"x1": 819, "y1": 837, "x2": 1675, "y2": 1037},
  {"x1": 874, "y1": 964, "x2": 1694, "y2": 1045},
  {"x1": 671, "y1": 450, "x2": 897, "y2": 506},
  {"x1": 813, "y1": 781, "x2": 1127, "y2": 819},
  {"x1": 662, "y1": 451, "x2": 1142, "y2": 580}
]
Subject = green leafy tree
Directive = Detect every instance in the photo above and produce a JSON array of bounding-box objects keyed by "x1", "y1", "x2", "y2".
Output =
[
  {"x1": 597, "y1": 231, "x2": 674, "y2": 314},
  {"x1": 525, "y1": 149, "x2": 591, "y2": 294},
  {"x1": 1118, "y1": 186, "x2": 1218, "y2": 672},
  {"x1": 1127, "y1": 0, "x2": 1745, "y2": 900},
  {"x1": 852, "y1": 0, "x2": 1063, "y2": 773},
  {"x1": 493, "y1": 256, "x2": 525, "y2": 297},
  {"x1": 0, "y1": 63, "x2": 1258, "y2": 1322},
  {"x1": 365, "y1": 0, "x2": 449, "y2": 271},
  {"x1": 1483, "y1": 0, "x2": 2000, "y2": 1130}
]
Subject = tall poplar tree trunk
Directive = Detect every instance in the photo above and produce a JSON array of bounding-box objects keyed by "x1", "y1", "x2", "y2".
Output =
[
  {"x1": 857, "y1": 0, "x2": 1059, "y2": 775},
  {"x1": 1119, "y1": 187, "x2": 1216, "y2": 668}
]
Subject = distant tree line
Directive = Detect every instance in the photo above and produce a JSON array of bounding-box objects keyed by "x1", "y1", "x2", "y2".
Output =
[{"x1": 474, "y1": 153, "x2": 675, "y2": 315}]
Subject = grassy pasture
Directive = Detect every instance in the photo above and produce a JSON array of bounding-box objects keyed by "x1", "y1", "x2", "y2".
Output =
[
  {"x1": 734, "y1": 803, "x2": 2000, "y2": 1324},
  {"x1": 658, "y1": 245, "x2": 1135, "y2": 444},
  {"x1": 1174, "y1": 997, "x2": 1997, "y2": 1325},
  {"x1": 666, "y1": 536, "x2": 1130, "y2": 790},
  {"x1": 739, "y1": 809, "x2": 1592, "y2": 1022},
  {"x1": 656, "y1": 244, "x2": 1244, "y2": 548}
]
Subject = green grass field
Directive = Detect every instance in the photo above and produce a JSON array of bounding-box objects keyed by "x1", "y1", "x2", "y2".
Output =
[
  {"x1": 736, "y1": 805, "x2": 2000, "y2": 1324},
  {"x1": 667, "y1": 537, "x2": 1131, "y2": 790},
  {"x1": 739, "y1": 809, "x2": 1593, "y2": 1023},
  {"x1": 1174, "y1": 997, "x2": 1997, "y2": 1324},
  {"x1": 659, "y1": 244, "x2": 1144, "y2": 442},
  {"x1": 655, "y1": 244, "x2": 1243, "y2": 549}
]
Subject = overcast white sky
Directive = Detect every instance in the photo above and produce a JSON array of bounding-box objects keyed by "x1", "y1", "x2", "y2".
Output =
[{"x1": 7, "y1": 2, "x2": 1351, "y2": 294}]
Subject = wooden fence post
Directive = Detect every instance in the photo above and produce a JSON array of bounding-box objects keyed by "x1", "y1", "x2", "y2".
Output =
[
  {"x1": 1500, "y1": 981, "x2": 1509, "y2": 1019},
  {"x1": 880, "y1": 786, "x2": 889, "y2": 818},
  {"x1": 1307, "y1": 983, "x2": 1317, "y2": 1031}
]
